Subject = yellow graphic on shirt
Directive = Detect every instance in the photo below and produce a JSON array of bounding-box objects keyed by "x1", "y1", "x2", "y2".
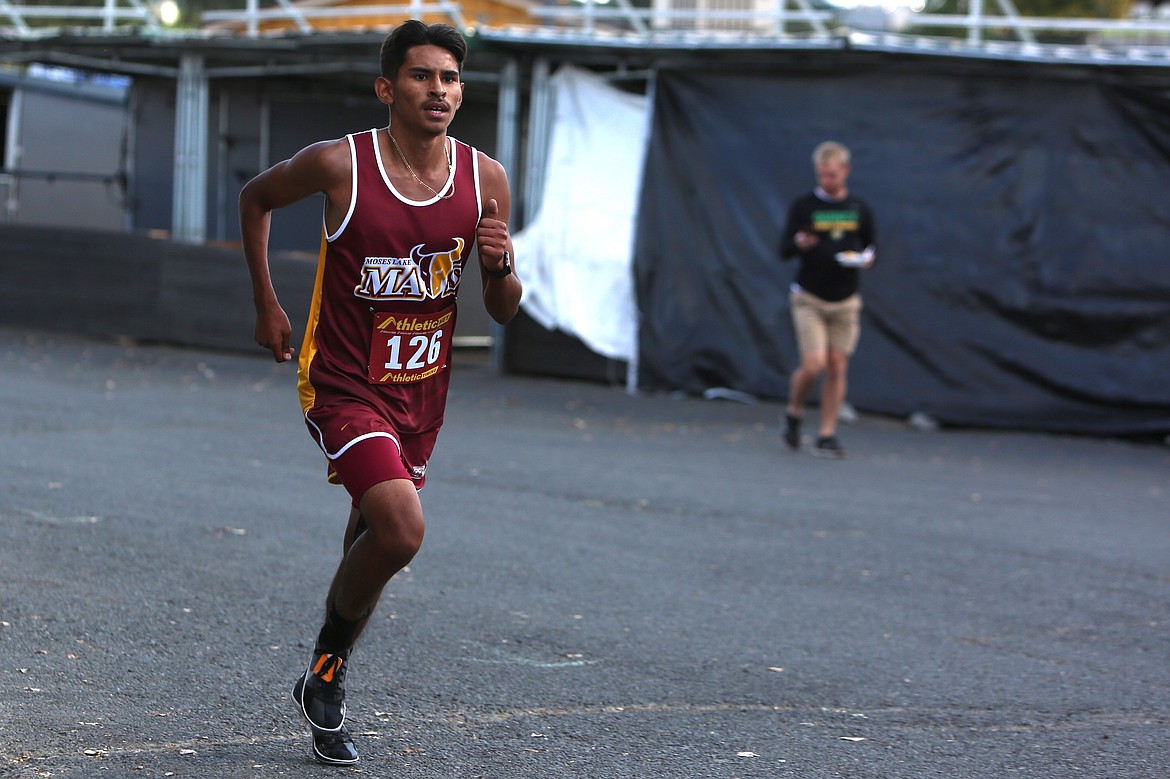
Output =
[
  {"x1": 297, "y1": 234, "x2": 331, "y2": 414},
  {"x1": 812, "y1": 209, "x2": 859, "y2": 242},
  {"x1": 354, "y1": 238, "x2": 464, "y2": 301}
]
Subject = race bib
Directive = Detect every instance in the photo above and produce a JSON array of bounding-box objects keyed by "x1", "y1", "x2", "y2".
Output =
[{"x1": 367, "y1": 306, "x2": 455, "y2": 384}]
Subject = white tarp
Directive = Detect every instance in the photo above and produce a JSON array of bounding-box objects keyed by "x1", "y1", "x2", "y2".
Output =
[{"x1": 513, "y1": 65, "x2": 650, "y2": 362}]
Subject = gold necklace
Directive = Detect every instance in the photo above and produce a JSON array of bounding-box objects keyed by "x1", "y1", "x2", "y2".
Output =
[{"x1": 387, "y1": 129, "x2": 454, "y2": 200}]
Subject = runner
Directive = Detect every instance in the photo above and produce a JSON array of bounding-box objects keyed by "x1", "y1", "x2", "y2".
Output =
[{"x1": 238, "y1": 20, "x2": 522, "y2": 765}]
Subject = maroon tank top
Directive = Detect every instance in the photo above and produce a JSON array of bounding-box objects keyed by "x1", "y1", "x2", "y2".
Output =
[{"x1": 297, "y1": 128, "x2": 481, "y2": 436}]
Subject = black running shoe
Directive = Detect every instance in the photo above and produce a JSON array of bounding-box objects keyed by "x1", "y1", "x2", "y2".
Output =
[
  {"x1": 311, "y1": 723, "x2": 359, "y2": 765},
  {"x1": 292, "y1": 649, "x2": 348, "y2": 731},
  {"x1": 783, "y1": 413, "x2": 802, "y2": 451},
  {"x1": 813, "y1": 435, "x2": 846, "y2": 459}
]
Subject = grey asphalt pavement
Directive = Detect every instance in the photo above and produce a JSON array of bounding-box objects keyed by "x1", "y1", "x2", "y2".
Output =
[{"x1": 2, "y1": 326, "x2": 1168, "y2": 778}]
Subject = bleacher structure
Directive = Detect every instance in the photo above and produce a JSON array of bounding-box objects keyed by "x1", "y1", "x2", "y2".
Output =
[
  {"x1": 2, "y1": 1, "x2": 1168, "y2": 52},
  {"x1": 1, "y1": 0, "x2": 1168, "y2": 244},
  {"x1": 2, "y1": 1, "x2": 1169, "y2": 420}
]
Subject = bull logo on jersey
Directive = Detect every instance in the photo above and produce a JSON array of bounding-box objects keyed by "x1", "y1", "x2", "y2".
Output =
[
  {"x1": 413, "y1": 238, "x2": 463, "y2": 298},
  {"x1": 354, "y1": 237, "x2": 464, "y2": 302}
]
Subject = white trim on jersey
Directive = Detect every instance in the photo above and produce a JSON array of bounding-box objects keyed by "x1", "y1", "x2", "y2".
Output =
[
  {"x1": 470, "y1": 142, "x2": 483, "y2": 218},
  {"x1": 325, "y1": 132, "x2": 359, "y2": 243},
  {"x1": 373, "y1": 127, "x2": 455, "y2": 206}
]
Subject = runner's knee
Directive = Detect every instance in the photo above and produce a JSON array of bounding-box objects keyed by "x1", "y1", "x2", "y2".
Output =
[{"x1": 359, "y1": 482, "x2": 425, "y2": 563}]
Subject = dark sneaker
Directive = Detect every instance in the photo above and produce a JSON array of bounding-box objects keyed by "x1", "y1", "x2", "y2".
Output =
[
  {"x1": 813, "y1": 435, "x2": 846, "y2": 459},
  {"x1": 782, "y1": 413, "x2": 801, "y2": 451},
  {"x1": 292, "y1": 649, "x2": 348, "y2": 731},
  {"x1": 311, "y1": 723, "x2": 359, "y2": 765}
]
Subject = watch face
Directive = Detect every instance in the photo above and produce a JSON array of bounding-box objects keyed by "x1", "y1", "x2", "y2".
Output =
[{"x1": 486, "y1": 253, "x2": 512, "y2": 278}]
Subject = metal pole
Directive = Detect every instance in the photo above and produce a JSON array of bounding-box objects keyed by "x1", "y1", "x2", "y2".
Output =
[
  {"x1": 123, "y1": 86, "x2": 137, "y2": 231},
  {"x1": 259, "y1": 91, "x2": 271, "y2": 172},
  {"x1": 993, "y1": 0, "x2": 1037, "y2": 44},
  {"x1": 3, "y1": 88, "x2": 22, "y2": 223},
  {"x1": 173, "y1": 52, "x2": 209, "y2": 243},
  {"x1": 216, "y1": 90, "x2": 230, "y2": 242},
  {"x1": 967, "y1": 0, "x2": 984, "y2": 45},
  {"x1": 523, "y1": 57, "x2": 553, "y2": 228},
  {"x1": 625, "y1": 68, "x2": 655, "y2": 397},
  {"x1": 491, "y1": 58, "x2": 521, "y2": 372},
  {"x1": 496, "y1": 59, "x2": 520, "y2": 209}
]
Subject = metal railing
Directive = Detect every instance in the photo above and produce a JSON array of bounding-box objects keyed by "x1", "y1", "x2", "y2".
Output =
[
  {"x1": 2, "y1": 1, "x2": 1170, "y2": 60},
  {"x1": 527, "y1": 2, "x2": 836, "y2": 38},
  {"x1": 200, "y1": 1, "x2": 468, "y2": 37},
  {"x1": 0, "y1": 0, "x2": 163, "y2": 36},
  {"x1": 516, "y1": 0, "x2": 1170, "y2": 47}
]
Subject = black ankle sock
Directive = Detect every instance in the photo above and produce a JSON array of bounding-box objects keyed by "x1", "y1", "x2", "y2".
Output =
[{"x1": 316, "y1": 605, "x2": 364, "y2": 655}]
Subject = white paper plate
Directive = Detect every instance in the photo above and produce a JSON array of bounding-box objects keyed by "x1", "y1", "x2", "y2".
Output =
[{"x1": 836, "y1": 251, "x2": 867, "y2": 268}]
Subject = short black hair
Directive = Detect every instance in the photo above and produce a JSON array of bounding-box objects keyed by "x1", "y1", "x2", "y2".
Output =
[{"x1": 379, "y1": 20, "x2": 467, "y2": 79}]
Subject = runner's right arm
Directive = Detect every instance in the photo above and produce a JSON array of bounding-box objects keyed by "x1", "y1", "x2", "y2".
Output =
[{"x1": 239, "y1": 139, "x2": 351, "y2": 362}]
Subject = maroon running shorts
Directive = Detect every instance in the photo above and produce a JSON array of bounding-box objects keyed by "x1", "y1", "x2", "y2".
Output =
[{"x1": 304, "y1": 398, "x2": 438, "y2": 505}]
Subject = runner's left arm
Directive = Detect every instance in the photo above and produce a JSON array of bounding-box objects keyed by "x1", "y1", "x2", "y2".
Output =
[{"x1": 475, "y1": 153, "x2": 522, "y2": 325}]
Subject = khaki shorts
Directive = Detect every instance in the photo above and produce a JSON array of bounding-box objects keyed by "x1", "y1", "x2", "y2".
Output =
[{"x1": 790, "y1": 288, "x2": 863, "y2": 357}]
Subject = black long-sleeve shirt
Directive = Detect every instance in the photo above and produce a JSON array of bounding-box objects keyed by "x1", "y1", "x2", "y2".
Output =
[{"x1": 779, "y1": 190, "x2": 876, "y2": 302}]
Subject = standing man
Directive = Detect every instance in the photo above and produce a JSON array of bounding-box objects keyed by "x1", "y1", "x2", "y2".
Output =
[
  {"x1": 239, "y1": 21, "x2": 521, "y2": 765},
  {"x1": 779, "y1": 141, "x2": 875, "y2": 459}
]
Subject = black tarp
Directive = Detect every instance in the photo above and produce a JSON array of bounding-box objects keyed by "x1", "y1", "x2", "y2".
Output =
[{"x1": 634, "y1": 59, "x2": 1170, "y2": 436}]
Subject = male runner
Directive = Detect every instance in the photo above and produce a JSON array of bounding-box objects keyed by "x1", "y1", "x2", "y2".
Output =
[{"x1": 239, "y1": 21, "x2": 522, "y2": 765}]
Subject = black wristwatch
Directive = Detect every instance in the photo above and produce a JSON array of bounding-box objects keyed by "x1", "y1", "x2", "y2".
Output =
[{"x1": 484, "y1": 251, "x2": 512, "y2": 279}]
